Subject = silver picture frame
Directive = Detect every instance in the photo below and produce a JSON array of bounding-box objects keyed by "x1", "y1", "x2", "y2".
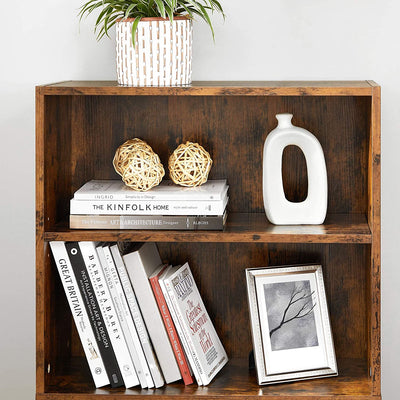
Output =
[{"x1": 246, "y1": 264, "x2": 338, "y2": 385}]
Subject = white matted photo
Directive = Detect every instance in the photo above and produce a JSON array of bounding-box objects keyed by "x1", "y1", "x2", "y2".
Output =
[{"x1": 246, "y1": 265, "x2": 337, "y2": 385}]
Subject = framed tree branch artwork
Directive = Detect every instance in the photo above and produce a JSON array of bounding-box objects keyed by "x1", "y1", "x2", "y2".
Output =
[{"x1": 246, "y1": 265, "x2": 337, "y2": 385}]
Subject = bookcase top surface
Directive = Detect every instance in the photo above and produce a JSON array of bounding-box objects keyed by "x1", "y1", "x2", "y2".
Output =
[{"x1": 37, "y1": 80, "x2": 379, "y2": 96}]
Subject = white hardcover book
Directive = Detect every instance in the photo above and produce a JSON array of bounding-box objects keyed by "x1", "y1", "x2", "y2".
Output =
[
  {"x1": 95, "y1": 245, "x2": 141, "y2": 388},
  {"x1": 49, "y1": 241, "x2": 109, "y2": 388},
  {"x1": 102, "y1": 244, "x2": 154, "y2": 388},
  {"x1": 122, "y1": 242, "x2": 181, "y2": 384},
  {"x1": 161, "y1": 262, "x2": 228, "y2": 386},
  {"x1": 74, "y1": 179, "x2": 228, "y2": 201},
  {"x1": 70, "y1": 196, "x2": 228, "y2": 216},
  {"x1": 158, "y1": 266, "x2": 202, "y2": 386},
  {"x1": 79, "y1": 241, "x2": 140, "y2": 388},
  {"x1": 160, "y1": 266, "x2": 204, "y2": 385},
  {"x1": 110, "y1": 244, "x2": 165, "y2": 388}
]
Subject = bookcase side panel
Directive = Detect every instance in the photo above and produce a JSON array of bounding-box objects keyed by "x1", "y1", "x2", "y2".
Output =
[
  {"x1": 36, "y1": 89, "x2": 45, "y2": 393},
  {"x1": 368, "y1": 85, "x2": 381, "y2": 396}
]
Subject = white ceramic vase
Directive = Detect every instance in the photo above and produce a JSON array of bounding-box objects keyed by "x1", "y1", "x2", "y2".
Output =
[
  {"x1": 116, "y1": 17, "x2": 193, "y2": 87},
  {"x1": 263, "y1": 113, "x2": 328, "y2": 225}
]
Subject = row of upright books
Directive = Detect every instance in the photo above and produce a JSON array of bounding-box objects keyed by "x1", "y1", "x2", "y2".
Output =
[
  {"x1": 69, "y1": 179, "x2": 229, "y2": 230},
  {"x1": 50, "y1": 241, "x2": 228, "y2": 389}
]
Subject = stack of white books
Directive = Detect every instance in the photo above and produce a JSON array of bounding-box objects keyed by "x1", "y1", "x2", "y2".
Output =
[
  {"x1": 69, "y1": 179, "x2": 229, "y2": 230},
  {"x1": 49, "y1": 241, "x2": 228, "y2": 389}
]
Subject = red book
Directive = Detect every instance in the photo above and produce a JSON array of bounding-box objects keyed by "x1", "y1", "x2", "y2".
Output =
[{"x1": 149, "y1": 265, "x2": 194, "y2": 385}]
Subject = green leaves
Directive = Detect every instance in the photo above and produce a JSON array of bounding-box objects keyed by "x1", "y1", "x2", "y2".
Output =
[
  {"x1": 79, "y1": 0, "x2": 224, "y2": 44},
  {"x1": 131, "y1": 16, "x2": 142, "y2": 47},
  {"x1": 153, "y1": 0, "x2": 166, "y2": 18}
]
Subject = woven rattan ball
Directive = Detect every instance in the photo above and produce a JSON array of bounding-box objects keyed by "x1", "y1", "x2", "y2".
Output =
[
  {"x1": 168, "y1": 142, "x2": 212, "y2": 187},
  {"x1": 113, "y1": 138, "x2": 165, "y2": 191}
]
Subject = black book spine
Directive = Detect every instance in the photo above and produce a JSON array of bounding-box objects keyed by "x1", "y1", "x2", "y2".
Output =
[{"x1": 65, "y1": 242, "x2": 124, "y2": 388}]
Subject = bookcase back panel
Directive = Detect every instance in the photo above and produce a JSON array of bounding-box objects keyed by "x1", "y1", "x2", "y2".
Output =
[
  {"x1": 157, "y1": 242, "x2": 369, "y2": 361},
  {"x1": 46, "y1": 241, "x2": 369, "y2": 375},
  {"x1": 282, "y1": 145, "x2": 308, "y2": 202},
  {"x1": 43, "y1": 96, "x2": 73, "y2": 229},
  {"x1": 266, "y1": 243, "x2": 369, "y2": 361},
  {"x1": 42, "y1": 95, "x2": 371, "y2": 225}
]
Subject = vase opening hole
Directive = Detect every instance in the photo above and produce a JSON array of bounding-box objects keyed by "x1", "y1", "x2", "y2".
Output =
[{"x1": 282, "y1": 145, "x2": 308, "y2": 203}]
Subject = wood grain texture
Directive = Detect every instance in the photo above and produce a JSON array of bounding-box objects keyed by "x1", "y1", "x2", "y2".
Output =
[
  {"x1": 368, "y1": 85, "x2": 381, "y2": 395},
  {"x1": 38, "y1": 81, "x2": 375, "y2": 96},
  {"x1": 266, "y1": 244, "x2": 368, "y2": 361},
  {"x1": 37, "y1": 92, "x2": 74, "y2": 391},
  {"x1": 44, "y1": 214, "x2": 371, "y2": 243},
  {"x1": 42, "y1": 95, "x2": 370, "y2": 223},
  {"x1": 282, "y1": 145, "x2": 308, "y2": 202},
  {"x1": 41, "y1": 358, "x2": 373, "y2": 399},
  {"x1": 55, "y1": 243, "x2": 370, "y2": 375},
  {"x1": 36, "y1": 87, "x2": 45, "y2": 393},
  {"x1": 36, "y1": 82, "x2": 381, "y2": 400},
  {"x1": 44, "y1": 96, "x2": 72, "y2": 229}
]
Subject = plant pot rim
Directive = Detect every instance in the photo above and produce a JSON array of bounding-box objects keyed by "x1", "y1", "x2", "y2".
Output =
[{"x1": 117, "y1": 16, "x2": 191, "y2": 22}]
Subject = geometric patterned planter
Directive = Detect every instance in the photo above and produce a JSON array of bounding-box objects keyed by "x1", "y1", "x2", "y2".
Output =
[{"x1": 116, "y1": 17, "x2": 193, "y2": 86}]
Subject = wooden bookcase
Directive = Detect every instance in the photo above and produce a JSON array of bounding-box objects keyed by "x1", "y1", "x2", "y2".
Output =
[{"x1": 36, "y1": 81, "x2": 381, "y2": 400}]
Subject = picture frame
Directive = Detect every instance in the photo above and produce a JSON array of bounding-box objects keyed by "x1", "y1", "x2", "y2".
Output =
[{"x1": 246, "y1": 264, "x2": 337, "y2": 385}]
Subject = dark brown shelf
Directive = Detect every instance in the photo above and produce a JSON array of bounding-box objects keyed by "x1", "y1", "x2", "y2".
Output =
[
  {"x1": 36, "y1": 82, "x2": 381, "y2": 400},
  {"x1": 44, "y1": 213, "x2": 371, "y2": 244},
  {"x1": 38, "y1": 80, "x2": 376, "y2": 96},
  {"x1": 40, "y1": 358, "x2": 373, "y2": 400}
]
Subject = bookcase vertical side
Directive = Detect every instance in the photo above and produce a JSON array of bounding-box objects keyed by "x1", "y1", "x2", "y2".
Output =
[
  {"x1": 368, "y1": 83, "x2": 381, "y2": 396},
  {"x1": 35, "y1": 87, "x2": 45, "y2": 394}
]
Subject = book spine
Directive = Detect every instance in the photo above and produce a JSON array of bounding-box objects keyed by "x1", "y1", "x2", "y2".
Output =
[
  {"x1": 160, "y1": 276, "x2": 200, "y2": 384},
  {"x1": 159, "y1": 276, "x2": 200, "y2": 385},
  {"x1": 70, "y1": 214, "x2": 226, "y2": 230},
  {"x1": 122, "y1": 243, "x2": 181, "y2": 384},
  {"x1": 149, "y1": 271, "x2": 194, "y2": 385},
  {"x1": 70, "y1": 197, "x2": 228, "y2": 216},
  {"x1": 102, "y1": 245, "x2": 154, "y2": 388},
  {"x1": 94, "y1": 245, "x2": 140, "y2": 388},
  {"x1": 74, "y1": 180, "x2": 227, "y2": 201},
  {"x1": 49, "y1": 242, "x2": 110, "y2": 388},
  {"x1": 79, "y1": 241, "x2": 139, "y2": 388},
  {"x1": 110, "y1": 244, "x2": 165, "y2": 388},
  {"x1": 64, "y1": 242, "x2": 123, "y2": 388},
  {"x1": 162, "y1": 278, "x2": 205, "y2": 385},
  {"x1": 76, "y1": 193, "x2": 222, "y2": 201}
]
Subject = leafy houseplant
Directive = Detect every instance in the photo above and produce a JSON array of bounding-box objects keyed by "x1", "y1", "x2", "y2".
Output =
[
  {"x1": 79, "y1": 0, "x2": 224, "y2": 86},
  {"x1": 80, "y1": 0, "x2": 224, "y2": 44}
]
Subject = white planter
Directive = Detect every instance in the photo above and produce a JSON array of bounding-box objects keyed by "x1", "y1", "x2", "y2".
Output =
[{"x1": 116, "y1": 17, "x2": 193, "y2": 87}]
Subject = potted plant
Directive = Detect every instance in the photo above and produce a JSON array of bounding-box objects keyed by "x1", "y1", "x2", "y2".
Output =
[{"x1": 79, "y1": 0, "x2": 224, "y2": 87}]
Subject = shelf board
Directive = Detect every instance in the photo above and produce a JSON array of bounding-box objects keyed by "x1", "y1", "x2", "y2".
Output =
[
  {"x1": 37, "y1": 80, "x2": 376, "y2": 96},
  {"x1": 44, "y1": 214, "x2": 371, "y2": 244},
  {"x1": 39, "y1": 358, "x2": 374, "y2": 400}
]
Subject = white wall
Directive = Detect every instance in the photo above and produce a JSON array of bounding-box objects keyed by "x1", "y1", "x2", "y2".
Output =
[{"x1": 0, "y1": 0, "x2": 397, "y2": 398}]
